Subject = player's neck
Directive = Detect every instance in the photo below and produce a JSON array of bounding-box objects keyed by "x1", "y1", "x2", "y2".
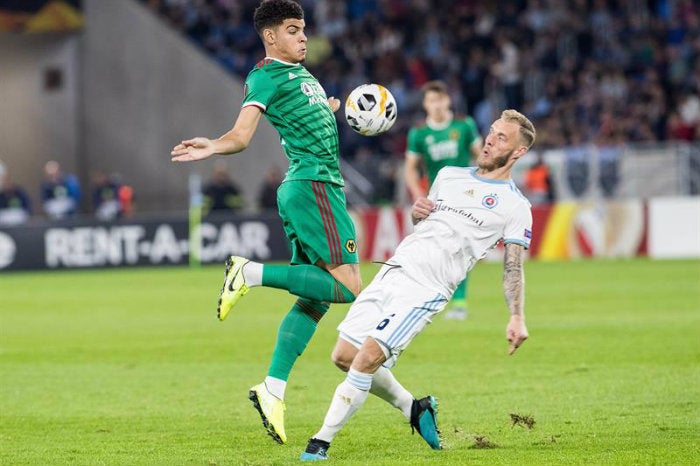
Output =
[
  {"x1": 475, "y1": 165, "x2": 513, "y2": 181},
  {"x1": 426, "y1": 111, "x2": 453, "y2": 130},
  {"x1": 263, "y1": 51, "x2": 302, "y2": 66}
]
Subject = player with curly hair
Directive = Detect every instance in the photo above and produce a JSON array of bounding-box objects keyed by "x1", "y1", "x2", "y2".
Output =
[{"x1": 172, "y1": 0, "x2": 361, "y2": 445}]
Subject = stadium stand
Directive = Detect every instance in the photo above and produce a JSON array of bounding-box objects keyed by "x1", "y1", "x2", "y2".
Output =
[{"x1": 140, "y1": 0, "x2": 699, "y2": 203}]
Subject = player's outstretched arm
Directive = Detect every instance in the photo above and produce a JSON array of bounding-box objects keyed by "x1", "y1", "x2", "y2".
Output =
[
  {"x1": 503, "y1": 242, "x2": 529, "y2": 355},
  {"x1": 171, "y1": 106, "x2": 263, "y2": 162}
]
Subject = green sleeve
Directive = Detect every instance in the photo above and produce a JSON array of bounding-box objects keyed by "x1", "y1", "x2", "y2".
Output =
[{"x1": 242, "y1": 68, "x2": 277, "y2": 111}]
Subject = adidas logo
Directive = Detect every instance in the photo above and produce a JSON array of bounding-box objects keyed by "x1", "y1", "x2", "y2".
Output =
[{"x1": 288, "y1": 72, "x2": 298, "y2": 80}]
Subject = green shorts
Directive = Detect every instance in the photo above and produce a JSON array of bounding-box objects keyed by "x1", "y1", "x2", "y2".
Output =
[{"x1": 277, "y1": 180, "x2": 358, "y2": 266}]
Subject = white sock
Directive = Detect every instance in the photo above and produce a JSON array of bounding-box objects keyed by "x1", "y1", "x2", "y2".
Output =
[
  {"x1": 370, "y1": 366, "x2": 414, "y2": 420},
  {"x1": 314, "y1": 369, "x2": 372, "y2": 443},
  {"x1": 264, "y1": 376, "x2": 286, "y2": 400},
  {"x1": 242, "y1": 261, "x2": 263, "y2": 287}
]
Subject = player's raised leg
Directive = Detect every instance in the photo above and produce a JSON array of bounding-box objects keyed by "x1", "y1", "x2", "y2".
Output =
[
  {"x1": 216, "y1": 180, "x2": 360, "y2": 322},
  {"x1": 216, "y1": 258, "x2": 358, "y2": 321}
]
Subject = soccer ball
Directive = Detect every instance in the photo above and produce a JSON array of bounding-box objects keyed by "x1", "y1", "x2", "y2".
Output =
[{"x1": 344, "y1": 84, "x2": 398, "y2": 136}]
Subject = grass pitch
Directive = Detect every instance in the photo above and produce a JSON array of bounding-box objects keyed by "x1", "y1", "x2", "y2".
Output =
[{"x1": 1, "y1": 259, "x2": 699, "y2": 465}]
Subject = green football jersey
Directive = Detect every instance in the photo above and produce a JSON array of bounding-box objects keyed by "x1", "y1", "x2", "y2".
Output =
[
  {"x1": 407, "y1": 117, "x2": 481, "y2": 185},
  {"x1": 243, "y1": 58, "x2": 343, "y2": 186}
]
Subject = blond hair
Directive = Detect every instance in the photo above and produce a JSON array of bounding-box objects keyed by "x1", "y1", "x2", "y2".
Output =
[{"x1": 501, "y1": 109, "x2": 536, "y2": 149}]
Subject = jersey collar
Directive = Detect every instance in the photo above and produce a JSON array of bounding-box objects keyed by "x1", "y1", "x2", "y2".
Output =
[
  {"x1": 265, "y1": 56, "x2": 303, "y2": 67},
  {"x1": 468, "y1": 167, "x2": 511, "y2": 185}
]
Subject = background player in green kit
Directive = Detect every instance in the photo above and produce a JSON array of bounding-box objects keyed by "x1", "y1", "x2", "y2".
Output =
[
  {"x1": 404, "y1": 80, "x2": 482, "y2": 320},
  {"x1": 171, "y1": 0, "x2": 361, "y2": 446}
]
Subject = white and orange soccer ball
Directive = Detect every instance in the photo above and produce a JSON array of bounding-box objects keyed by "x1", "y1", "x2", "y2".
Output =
[{"x1": 344, "y1": 84, "x2": 398, "y2": 136}]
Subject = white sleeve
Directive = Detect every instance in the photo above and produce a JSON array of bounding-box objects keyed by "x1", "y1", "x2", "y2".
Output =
[
  {"x1": 427, "y1": 167, "x2": 448, "y2": 201},
  {"x1": 503, "y1": 203, "x2": 533, "y2": 249}
]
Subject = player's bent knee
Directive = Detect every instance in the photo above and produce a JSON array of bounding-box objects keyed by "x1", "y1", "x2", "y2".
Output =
[
  {"x1": 331, "y1": 344, "x2": 356, "y2": 372},
  {"x1": 331, "y1": 353, "x2": 352, "y2": 372},
  {"x1": 327, "y1": 263, "x2": 362, "y2": 300},
  {"x1": 351, "y1": 338, "x2": 387, "y2": 373},
  {"x1": 340, "y1": 275, "x2": 361, "y2": 299}
]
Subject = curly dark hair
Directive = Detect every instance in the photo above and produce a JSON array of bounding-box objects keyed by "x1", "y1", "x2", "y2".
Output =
[{"x1": 253, "y1": 0, "x2": 304, "y2": 35}]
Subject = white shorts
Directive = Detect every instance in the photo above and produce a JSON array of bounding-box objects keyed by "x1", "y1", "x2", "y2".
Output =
[{"x1": 337, "y1": 263, "x2": 448, "y2": 368}]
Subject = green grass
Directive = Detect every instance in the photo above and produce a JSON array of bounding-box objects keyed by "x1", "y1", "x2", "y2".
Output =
[{"x1": 1, "y1": 259, "x2": 699, "y2": 465}]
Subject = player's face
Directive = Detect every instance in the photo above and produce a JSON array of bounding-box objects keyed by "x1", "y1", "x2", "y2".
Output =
[
  {"x1": 268, "y1": 19, "x2": 307, "y2": 63},
  {"x1": 478, "y1": 119, "x2": 525, "y2": 171},
  {"x1": 423, "y1": 91, "x2": 451, "y2": 121}
]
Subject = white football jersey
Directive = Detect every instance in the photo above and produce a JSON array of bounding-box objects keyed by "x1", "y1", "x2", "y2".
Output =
[{"x1": 390, "y1": 166, "x2": 532, "y2": 297}]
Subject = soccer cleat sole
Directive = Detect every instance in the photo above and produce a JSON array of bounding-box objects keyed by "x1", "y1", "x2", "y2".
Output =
[
  {"x1": 424, "y1": 396, "x2": 444, "y2": 450},
  {"x1": 248, "y1": 389, "x2": 285, "y2": 444}
]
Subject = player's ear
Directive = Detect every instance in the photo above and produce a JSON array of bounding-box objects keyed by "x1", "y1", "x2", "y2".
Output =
[
  {"x1": 511, "y1": 146, "x2": 528, "y2": 161},
  {"x1": 263, "y1": 27, "x2": 275, "y2": 45}
]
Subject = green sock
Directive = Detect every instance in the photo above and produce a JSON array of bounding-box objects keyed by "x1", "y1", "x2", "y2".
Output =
[
  {"x1": 268, "y1": 298, "x2": 330, "y2": 381},
  {"x1": 262, "y1": 264, "x2": 356, "y2": 303}
]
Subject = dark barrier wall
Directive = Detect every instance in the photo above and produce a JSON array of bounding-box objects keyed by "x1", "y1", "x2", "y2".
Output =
[{"x1": 0, "y1": 213, "x2": 290, "y2": 271}]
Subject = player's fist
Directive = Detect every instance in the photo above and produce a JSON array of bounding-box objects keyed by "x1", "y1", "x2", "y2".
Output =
[
  {"x1": 411, "y1": 197, "x2": 434, "y2": 224},
  {"x1": 506, "y1": 314, "x2": 528, "y2": 355},
  {"x1": 171, "y1": 137, "x2": 215, "y2": 162},
  {"x1": 327, "y1": 97, "x2": 341, "y2": 113}
]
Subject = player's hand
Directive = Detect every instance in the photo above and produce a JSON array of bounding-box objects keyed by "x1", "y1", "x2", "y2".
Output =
[
  {"x1": 506, "y1": 314, "x2": 528, "y2": 355},
  {"x1": 411, "y1": 197, "x2": 434, "y2": 224},
  {"x1": 171, "y1": 137, "x2": 215, "y2": 162},
  {"x1": 328, "y1": 97, "x2": 341, "y2": 113}
]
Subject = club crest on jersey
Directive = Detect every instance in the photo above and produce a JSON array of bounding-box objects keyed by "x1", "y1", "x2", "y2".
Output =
[
  {"x1": 345, "y1": 239, "x2": 357, "y2": 253},
  {"x1": 482, "y1": 193, "x2": 499, "y2": 209},
  {"x1": 300, "y1": 82, "x2": 315, "y2": 96},
  {"x1": 301, "y1": 81, "x2": 327, "y2": 106}
]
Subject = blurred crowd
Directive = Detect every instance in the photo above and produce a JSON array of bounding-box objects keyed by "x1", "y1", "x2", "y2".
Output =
[
  {"x1": 141, "y1": 0, "x2": 700, "y2": 204},
  {"x1": 143, "y1": 0, "x2": 700, "y2": 150},
  {"x1": 0, "y1": 160, "x2": 134, "y2": 226},
  {"x1": 0, "y1": 158, "x2": 283, "y2": 225},
  {"x1": 2, "y1": 1, "x2": 698, "y2": 222}
]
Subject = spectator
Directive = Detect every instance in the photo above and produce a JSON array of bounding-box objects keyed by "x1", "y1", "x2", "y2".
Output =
[
  {"x1": 0, "y1": 171, "x2": 32, "y2": 225},
  {"x1": 258, "y1": 164, "x2": 283, "y2": 212},
  {"x1": 524, "y1": 153, "x2": 555, "y2": 205},
  {"x1": 92, "y1": 171, "x2": 123, "y2": 221},
  {"x1": 595, "y1": 113, "x2": 623, "y2": 198},
  {"x1": 118, "y1": 180, "x2": 134, "y2": 218},
  {"x1": 41, "y1": 160, "x2": 80, "y2": 220},
  {"x1": 564, "y1": 130, "x2": 591, "y2": 198},
  {"x1": 491, "y1": 31, "x2": 524, "y2": 110},
  {"x1": 202, "y1": 160, "x2": 244, "y2": 216}
]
